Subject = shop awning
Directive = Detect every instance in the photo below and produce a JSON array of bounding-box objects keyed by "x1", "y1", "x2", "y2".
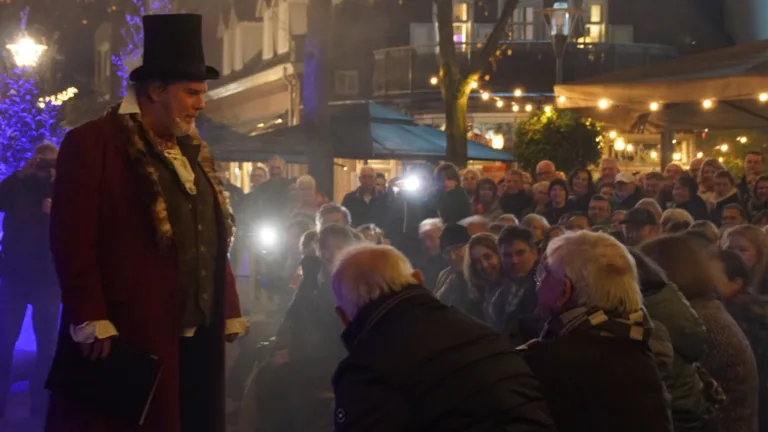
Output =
[
  {"x1": 207, "y1": 102, "x2": 514, "y2": 162},
  {"x1": 554, "y1": 39, "x2": 768, "y2": 131}
]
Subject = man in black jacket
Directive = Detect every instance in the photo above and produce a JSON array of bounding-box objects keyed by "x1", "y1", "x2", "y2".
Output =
[
  {"x1": 0, "y1": 143, "x2": 60, "y2": 419},
  {"x1": 340, "y1": 166, "x2": 385, "y2": 228},
  {"x1": 330, "y1": 244, "x2": 555, "y2": 432}
]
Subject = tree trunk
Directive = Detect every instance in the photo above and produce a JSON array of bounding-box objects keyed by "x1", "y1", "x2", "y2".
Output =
[{"x1": 436, "y1": 0, "x2": 519, "y2": 168}]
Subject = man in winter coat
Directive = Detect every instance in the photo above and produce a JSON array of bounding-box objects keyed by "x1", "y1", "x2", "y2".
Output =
[
  {"x1": 331, "y1": 244, "x2": 556, "y2": 432},
  {"x1": 45, "y1": 14, "x2": 246, "y2": 432},
  {"x1": 0, "y1": 143, "x2": 60, "y2": 419}
]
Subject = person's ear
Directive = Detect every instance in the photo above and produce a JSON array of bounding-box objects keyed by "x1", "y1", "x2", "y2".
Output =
[
  {"x1": 412, "y1": 269, "x2": 425, "y2": 286},
  {"x1": 334, "y1": 306, "x2": 351, "y2": 327},
  {"x1": 556, "y1": 278, "x2": 574, "y2": 310}
]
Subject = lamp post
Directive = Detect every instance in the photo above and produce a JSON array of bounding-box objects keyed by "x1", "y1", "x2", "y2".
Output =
[
  {"x1": 7, "y1": 36, "x2": 46, "y2": 68},
  {"x1": 7, "y1": 8, "x2": 46, "y2": 69},
  {"x1": 540, "y1": 2, "x2": 582, "y2": 85}
]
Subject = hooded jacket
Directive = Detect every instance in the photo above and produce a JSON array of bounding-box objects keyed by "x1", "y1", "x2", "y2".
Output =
[{"x1": 633, "y1": 250, "x2": 710, "y2": 432}]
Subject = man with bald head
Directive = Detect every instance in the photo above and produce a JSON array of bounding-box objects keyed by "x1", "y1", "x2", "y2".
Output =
[
  {"x1": 341, "y1": 165, "x2": 385, "y2": 227},
  {"x1": 535, "y1": 160, "x2": 557, "y2": 182}
]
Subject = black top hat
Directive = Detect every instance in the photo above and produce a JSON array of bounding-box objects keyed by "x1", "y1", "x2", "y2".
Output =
[{"x1": 129, "y1": 14, "x2": 220, "y2": 82}]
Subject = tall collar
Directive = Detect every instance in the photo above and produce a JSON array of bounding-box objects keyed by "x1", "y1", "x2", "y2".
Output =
[
  {"x1": 340, "y1": 285, "x2": 431, "y2": 351},
  {"x1": 118, "y1": 85, "x2": 141, "y2": 115}
]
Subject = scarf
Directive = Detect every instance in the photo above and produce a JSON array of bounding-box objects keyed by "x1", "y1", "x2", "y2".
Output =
[{"x1": 539, "y1": 306, "x2": 653, "y2": 343}]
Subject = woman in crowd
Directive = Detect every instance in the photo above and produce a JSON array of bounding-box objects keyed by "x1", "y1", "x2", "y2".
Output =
[
  {"x1": 698, "y1": 158, "x2": 724, "y2": 211},
  {"x1": 670, "y1": 174, "x2": 710, "y2": 221},
  {"x1": 748, "y1": 175, "x2": 768, "y2": 216},
  {"x1": 521, "y1": 231, "x2": 672, "y2": 432},
  {"x1": 461, "y1": 168, "x2": 481, "y2": 203},
  {"x1": 435, "y1": 163, "x2": 473, "y2": 224},
  {"x1": 641, "y1": 236, "x2": 759, "y2": 432},
  {"x1": 719, "y1": 249, "x2": 768, "y2": 431},
  {"x1": 463, "y1": 233, "x2": 508, "y2": 330},
  {"x1": 540, "y1": 179, "x2": 572, "y2": 226},
  {"x1": 712, "y1": 170, "x2": 746, "y2": 226},
  {"x1": 566, "y1": 168, "x2": 595, "y2": 212},
  {"x1": 721, "y1": 224, "x2": 768, "y2": 296},
  {"x1": 630, "y1": 249, "x2": 710, "y2": 432},
  {"x1": 473, "y1": 177, "x2": 504, "y2": 221}
]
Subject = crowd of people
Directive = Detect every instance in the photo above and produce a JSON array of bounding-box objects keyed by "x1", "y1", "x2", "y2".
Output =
[{"x1": 220, "y1": 150, "x2": 768, "y2": 432}]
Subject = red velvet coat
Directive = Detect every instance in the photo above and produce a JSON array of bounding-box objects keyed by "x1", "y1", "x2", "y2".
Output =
[{"x1": 44, "y1": 108, "x2": 242, "y2": 432}]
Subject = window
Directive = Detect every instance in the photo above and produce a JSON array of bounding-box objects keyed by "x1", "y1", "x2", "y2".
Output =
[
  {"x1": 335, "y1": 70, "x2": 359, "y2": 96},
  {"x1": 512, "y1": 7, "x2": 535, "y2": 41},
  {"x1": 579, "y1": 2, "x2": 605, "y2": 43},
  {"x1": 453, "y1": 23, "x2": 467, "y2": 43},
  {"x1": 453, "y1": 2, "x2": 468, "y2": 21}
]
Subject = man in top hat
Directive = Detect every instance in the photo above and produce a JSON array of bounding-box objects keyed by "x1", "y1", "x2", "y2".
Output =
[{"x1": 45, "y1": 14, "x2": 246, "y2": 432}]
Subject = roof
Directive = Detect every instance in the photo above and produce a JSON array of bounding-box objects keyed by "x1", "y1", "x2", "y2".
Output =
[
  {"x1": 207, "y1": 102, "x2": 513, "y2": 162},
  {"x1": 557, "y1": 39, "x2": 768, "y2": 109},
  {"x1": 555, "y1": 40, "x2": 768, "y2": 131}
]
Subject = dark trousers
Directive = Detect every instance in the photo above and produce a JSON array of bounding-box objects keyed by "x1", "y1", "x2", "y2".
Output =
[
  {"x1": 0, "y1": 281, "x2": 60, "y2": 419},
  {"x1": 179, "y1": 325, "x2": 219, "y2": 432}
]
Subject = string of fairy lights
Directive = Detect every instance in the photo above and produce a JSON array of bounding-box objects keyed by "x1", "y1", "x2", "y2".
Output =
[
  {"x1": 429, "y1": 76, "x2": 557, "y2": 114},
  {"x1": 429, "y1": 74, "x2": 766, "y2": 162}
]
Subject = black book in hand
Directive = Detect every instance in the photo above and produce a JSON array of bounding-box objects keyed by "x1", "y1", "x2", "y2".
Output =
[{"x1": 45, "y1": 340, "x2": 163, "y2": 426}]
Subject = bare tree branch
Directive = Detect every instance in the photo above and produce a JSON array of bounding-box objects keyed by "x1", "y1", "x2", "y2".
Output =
[{"x1": 468, "y1": 0, "x2": 519, "y2": 77}]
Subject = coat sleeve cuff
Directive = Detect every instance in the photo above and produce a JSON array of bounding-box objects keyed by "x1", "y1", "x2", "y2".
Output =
[
  {"x1": 225, "y1": 318, "x2": 249, "y2": 337},
  {"x1": 69, "y1": 320, "x2": 119, "y2": 343}
]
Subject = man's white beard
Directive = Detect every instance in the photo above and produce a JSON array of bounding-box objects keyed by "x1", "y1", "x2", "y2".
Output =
[{"x1": 173, "y1": 117, "x2": 195, "y2": 137}]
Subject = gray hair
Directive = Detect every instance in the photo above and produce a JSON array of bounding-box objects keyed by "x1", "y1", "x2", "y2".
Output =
[
  {"x1": 315, "y1": 203, "x2": 352, "y2": 230},
  {"x1": 546, "y1": 230, "x2": 642, "y2": 315},
  {"x1": 332, "y1": 244, "x2": 418, "y2": 320}
]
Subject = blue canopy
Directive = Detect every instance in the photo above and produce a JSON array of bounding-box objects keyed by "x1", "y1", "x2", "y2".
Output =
[{"x1": 206, "y1": 102, "x2": 513, "y2": 162}]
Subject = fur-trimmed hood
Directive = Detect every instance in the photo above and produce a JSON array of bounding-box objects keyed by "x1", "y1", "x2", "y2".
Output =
[{"x1": 105, "y1": 104, "x2": 234, "y2": 250}]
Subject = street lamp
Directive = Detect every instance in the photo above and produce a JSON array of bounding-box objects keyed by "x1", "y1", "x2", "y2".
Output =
[
  {"x1": 7, "y1": 35, "x2": 46, "y2": 68},
  {"x1": 540, "y1": 2, "x2": 583, "y2": 85}
]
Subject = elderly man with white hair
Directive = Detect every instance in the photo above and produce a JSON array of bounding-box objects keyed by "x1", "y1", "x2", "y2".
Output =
[
  {"x1": 330, "y1": 244, "x2": 556, "y2": 432},
  {"x1": 520, "y1": 231, "x2": 672, "y2": 432}
]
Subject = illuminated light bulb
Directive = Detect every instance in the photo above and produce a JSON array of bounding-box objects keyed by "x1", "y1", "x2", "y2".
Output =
[
  {"x1": 651, "y1": 151, "x2": 658, "y2": 159},
  {"x1": 696, "y1": 152, "x2": 704, "y2": 158},
  {"x1": 721, "y1": 144, "x2": 729, "y2": 152},
  {"x1": 614, "y1": 137, "x2": 626, "y2": 151},
  {"x1": 470, "y1": 81, "x2": 478, "y2": 89},
  {"x1": 609, "y1": 130, "x2": 617, "y2": 139},
  {"x1": 739, "y1": 136, "x2": 748, "y2": 144},
  {"x1": 513, "y1": 88, "x2": 522, "y2": 97},
  {"x1": 544, "y1": 105, "x2": 553, "y2": 113},
  {"x1": 718, "y1": 157, "x2": 724, "y2": 163},
  {"x1": 673, "y1": 152, "x2": 682, "y2": 161},
  {"x1": 760, "y1": 93, "x2": 768, "y2": 102},
  {"x1": 525, "y1": 104, "x2": 533, "y2": 112},
  {"x1": 512, "y1": 105, "x2": 520, "y2": 112},
  {"x1": 702, "y1": 99, "x2": 714, "y2": 109},
  {"x1": 558, "y1": 95, "x2": 566, "y2": 103},
  {"x1": 598, "y1": 99, "x2": 611, "y2": 110},
  {"x1": 626, "y1": 144, "x2": 634, "y2": 152},
  {"x1": 649, "y1": 101, "x2": 660, "y2": 112},
  {"x1": 430, "y1": 76, "x2": 438, "y2": 85},
  {"x1": 6, "y1": 36, "x2": 47, "y2": 67},
  {"x1": 481, "y1": 92, "x2": 490, "y2": 101},
  {"x1": 496, "y1": 100, "x2": 504, "y2": 108},
  {"x1": 491, "y1": 134, "x2": 505, "y2": 150}
]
